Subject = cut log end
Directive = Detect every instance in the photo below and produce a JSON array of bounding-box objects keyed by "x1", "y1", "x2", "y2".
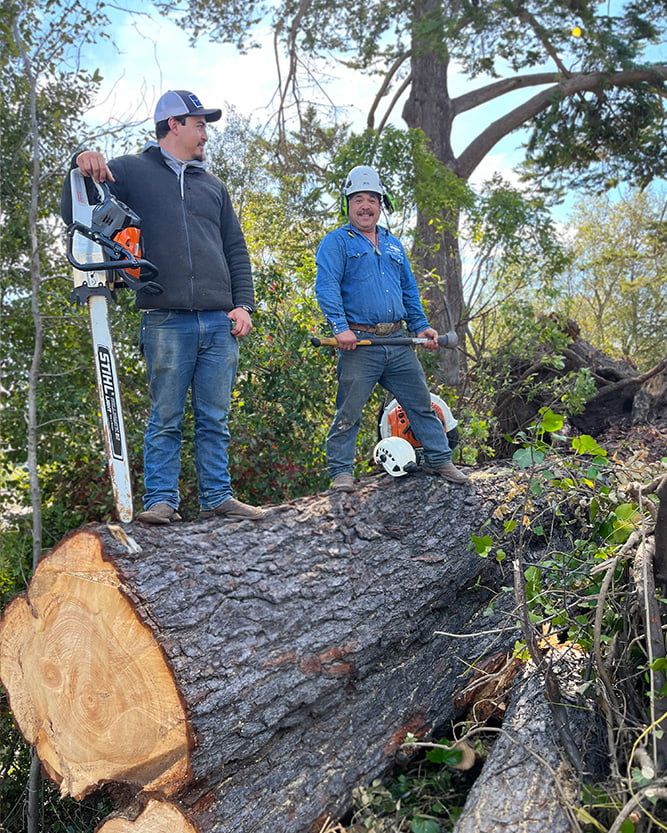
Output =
[
  {"x1": 97, "y1": 798, "x2": 198, "y2": 832},
  {"x1": 0, "y1": 530, "x2": 191, "y2": 800}
]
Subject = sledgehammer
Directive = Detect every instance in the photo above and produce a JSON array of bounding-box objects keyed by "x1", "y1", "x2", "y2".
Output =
[{"x1": 310, "y1": 331, "x2": 458, "y2": 349}]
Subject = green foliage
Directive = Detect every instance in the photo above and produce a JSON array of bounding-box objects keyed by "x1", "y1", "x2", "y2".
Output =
[
  {"x1": 525, "y1": 83, "x2": 667, "y2": 191},
  {"x1": 349, "y1": 760, "x2": 468, "y2": 833},
  {"x1": 464, "y1": 409, "x2": 667, "y2": 831},
  {"x1": 330, "y1": 126, "x2": 474, "y2": 235},
  {"x1": 471, "y1": 406, "x2": 652, "y2": 649},
  {"x1": 452, "y1": 409, "x2": 496, "y2": 466},
  {"x1": 228, "y1": 266, "x2": 333, "y2": 506},
  {"x1": 561, "y1": 188, "x2": 667, "y2": 370}
]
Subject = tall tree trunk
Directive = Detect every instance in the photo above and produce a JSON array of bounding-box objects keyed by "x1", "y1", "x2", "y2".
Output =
[
  {"x1": 403, "y1": 0, "x2": 465, "y2": 386},
  {"x1": 13, "y1": 12, "x2": 45, "y2": 830}
]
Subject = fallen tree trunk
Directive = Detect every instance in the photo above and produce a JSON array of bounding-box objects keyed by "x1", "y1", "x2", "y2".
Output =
[
  {"x1": 489, "y1": 323, "x2": 667, "y2": 447},
  {"x1": 453, "y1": 664, "x2": 604, "y2": 833},
  {"x1": 0, "y1": 469, "x2": 593, "y2": 832}
]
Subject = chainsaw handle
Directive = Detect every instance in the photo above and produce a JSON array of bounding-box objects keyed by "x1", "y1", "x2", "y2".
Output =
[
  {"x1": 67, "y1": 221, "x2": 159, "y2": 279},
  {"x1": 67, "y1": 249, "x2": 159, "y2": 278}
]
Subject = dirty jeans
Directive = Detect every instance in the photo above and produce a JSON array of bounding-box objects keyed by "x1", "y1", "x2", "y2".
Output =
[
  {"x1": 326, "y1": 339, "x2": 452, "y2": 479},
  {"x1": 140, "y1": 310, "x2": 239, "y2": 511}
]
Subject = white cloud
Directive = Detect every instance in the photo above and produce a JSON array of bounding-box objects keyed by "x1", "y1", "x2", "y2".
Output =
[{"x1": 80, "y1": 8, "x2": 280, "y2": 130}]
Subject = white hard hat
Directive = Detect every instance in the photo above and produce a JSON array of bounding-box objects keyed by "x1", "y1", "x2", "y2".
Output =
[
  {"x1": 342, "y1": 165, "x2": 386, "y2": 198},
  {"x1": 340, "y1": 165, "x2": 396, "y2": 215},
  {"x1": 373, "y1": 437, "x2": 418, "y2": 477}
]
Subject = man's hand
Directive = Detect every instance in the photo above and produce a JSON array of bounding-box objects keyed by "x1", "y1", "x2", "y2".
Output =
[
  {"x1": 76, "y1": 151, "x2": 115, "y2": 183},
  {"x1": 417, "y1": 327, "x2": 440, "y2": 351},
  {"x1": 335, "y1": 329, "x2": 358, "y2": 350},
  {"x1": 229, "y1": 308, "x2": 253, "y2": 338}
]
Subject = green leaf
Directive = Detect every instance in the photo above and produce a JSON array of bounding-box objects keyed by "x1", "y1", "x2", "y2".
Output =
[
  {"x1": 538, "y1": 407, "x2": 564, "y2": 432},
  {"x1": 571, "y1": 435, "x2": 607, "y2": 457},
  {"x1": 425, "y1": 741, "x2": 463, "y2": 767},
  {"x1": 411, "y1": 819, "x2": 440, "y2": 833},
  {"x1": 471, "y1": 534, "x2": 494, "y2": 557},
  {"x1": 615, "y1": 503, "x2": 639, "y2": 520},
  {"x1": 513, "y1": 447, "x2": 545, "y2": 468}
]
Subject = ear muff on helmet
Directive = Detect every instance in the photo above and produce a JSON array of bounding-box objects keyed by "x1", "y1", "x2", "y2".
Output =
[{"x1": 382, "y1": 190, "x2": 396, "y2": 214}]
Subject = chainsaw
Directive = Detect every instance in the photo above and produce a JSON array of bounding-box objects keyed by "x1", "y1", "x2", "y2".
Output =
[{"x1": 66, "y1": 169, "x2": 161, "y2": 522}]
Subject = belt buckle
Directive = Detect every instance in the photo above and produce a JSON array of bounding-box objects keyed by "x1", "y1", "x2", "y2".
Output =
[{"x1": 375, "y1": 322, "x2": 394, "y2": 336}]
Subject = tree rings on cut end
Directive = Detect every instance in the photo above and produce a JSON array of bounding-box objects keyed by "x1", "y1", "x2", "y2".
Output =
[{"x1": 0, "y1": 529, "x2": 191, "y2": 800}]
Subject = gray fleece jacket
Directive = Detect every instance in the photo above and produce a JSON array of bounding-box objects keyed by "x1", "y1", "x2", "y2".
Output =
[{"x1": 62, "y1": 144, "x2": 254, "y2": 312}]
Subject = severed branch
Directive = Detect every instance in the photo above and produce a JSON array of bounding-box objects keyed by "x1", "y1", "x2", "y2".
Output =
[{"x1": 584, "y1": 357, "x2": 667, "y2": 403}]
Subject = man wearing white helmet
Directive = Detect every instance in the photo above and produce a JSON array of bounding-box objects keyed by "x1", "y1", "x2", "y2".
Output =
[{"x1": 315, "y1": 165, "x2": 470, "y2": 492}]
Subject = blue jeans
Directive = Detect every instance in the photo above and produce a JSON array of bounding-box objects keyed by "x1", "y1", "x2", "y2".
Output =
[
  {"x1": 139, "y1": 310, "x2": 239, "y2": 511},
  {"x1": 327, "y1": 337, "x2": 452, "y2": 478}
]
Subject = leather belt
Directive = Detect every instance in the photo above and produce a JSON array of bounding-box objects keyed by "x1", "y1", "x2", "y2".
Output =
[{"x1": 349, "y1": 322, "x2": 402, "y2": 336}]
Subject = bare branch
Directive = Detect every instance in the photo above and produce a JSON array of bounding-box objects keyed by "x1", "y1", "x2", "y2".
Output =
[
  {"x1": 274, "y1": 0, "x2": 311, "y2": 142},
  {"x1": 376, "y1": 72, "x2": 413, "y2": 134},
  {"x1": 452, "y1": 72, "x2": 561, "y2": 115},
  {"x1": 367, "y1": 51, "x2": 411, "y2": 129}
]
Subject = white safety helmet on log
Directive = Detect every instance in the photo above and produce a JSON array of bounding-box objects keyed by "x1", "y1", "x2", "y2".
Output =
[
  {"x1": 373, "y1": 437, "x2": 418, "y2": 477},
  {"x1": 341, "y1": 165, "x2": 396, "y2": 214}
]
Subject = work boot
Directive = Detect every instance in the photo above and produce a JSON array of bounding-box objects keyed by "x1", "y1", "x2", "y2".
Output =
[
  {"x1": 136, "y1": 502, "x2": 182, "y2": 524},
  {"x1": 199, "y1": 497, "x2": 264, "y2": 521},
  {"x1": 423, "y1": 461, "x2": 471, "y2": 485},
  {"x1": 330, "y1": 473, "x2": 356, "y2": 492}
]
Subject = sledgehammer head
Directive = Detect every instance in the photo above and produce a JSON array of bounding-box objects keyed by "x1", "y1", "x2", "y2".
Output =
[{"x1": 438, "y1": 331, "x2": 458, "y2": 348}]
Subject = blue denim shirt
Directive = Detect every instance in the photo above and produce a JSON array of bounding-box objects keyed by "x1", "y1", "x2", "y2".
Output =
[{"x1": 315, "y1": 223, "x2": 431, "y2": 335}]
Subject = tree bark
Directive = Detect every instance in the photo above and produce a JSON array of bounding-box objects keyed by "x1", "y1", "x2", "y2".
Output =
[
  {"x1": 453, "y1": 666, "x2": 604, "y2": 833},
  {"x1": 0, "y1": 470, "x2": 596, "y2": 832},
  {"x1": 403, "y1": 0, "x2": 465, "y2": 386}
]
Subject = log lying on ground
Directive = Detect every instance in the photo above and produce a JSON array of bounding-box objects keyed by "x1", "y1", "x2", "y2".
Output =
[
  {"x1": 453, "y1": 659, "x2": 606, "y2": 833},
  {"x1": 0, "y1": 469, "x2": 584, "y2": 832},
  {"x1": 490, "y1": 325, "x2": 667, "y2": 444}
]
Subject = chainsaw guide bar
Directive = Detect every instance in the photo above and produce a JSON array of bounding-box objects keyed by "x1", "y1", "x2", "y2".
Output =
[{"x1": 67, "y1": 170, "x2": 160, "y2": 522}]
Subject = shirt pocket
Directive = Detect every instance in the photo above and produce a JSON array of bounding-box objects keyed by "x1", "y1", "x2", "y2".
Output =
[
  {"x1": 387, "y1": 249, "x2": 405, "y2": 269},
  {"x1": 345, "y1": 249, "x2": 374, "y2": 282}
]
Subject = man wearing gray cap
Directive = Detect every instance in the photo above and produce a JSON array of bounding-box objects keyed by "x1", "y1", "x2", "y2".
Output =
[{"x1": 62, "y1": 90, "x2": 263, "y2": 523}]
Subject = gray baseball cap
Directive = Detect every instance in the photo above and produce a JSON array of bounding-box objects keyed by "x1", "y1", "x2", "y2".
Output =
[{"x1": 154, "y1": 90, "x2": 222, "y2": 123}]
